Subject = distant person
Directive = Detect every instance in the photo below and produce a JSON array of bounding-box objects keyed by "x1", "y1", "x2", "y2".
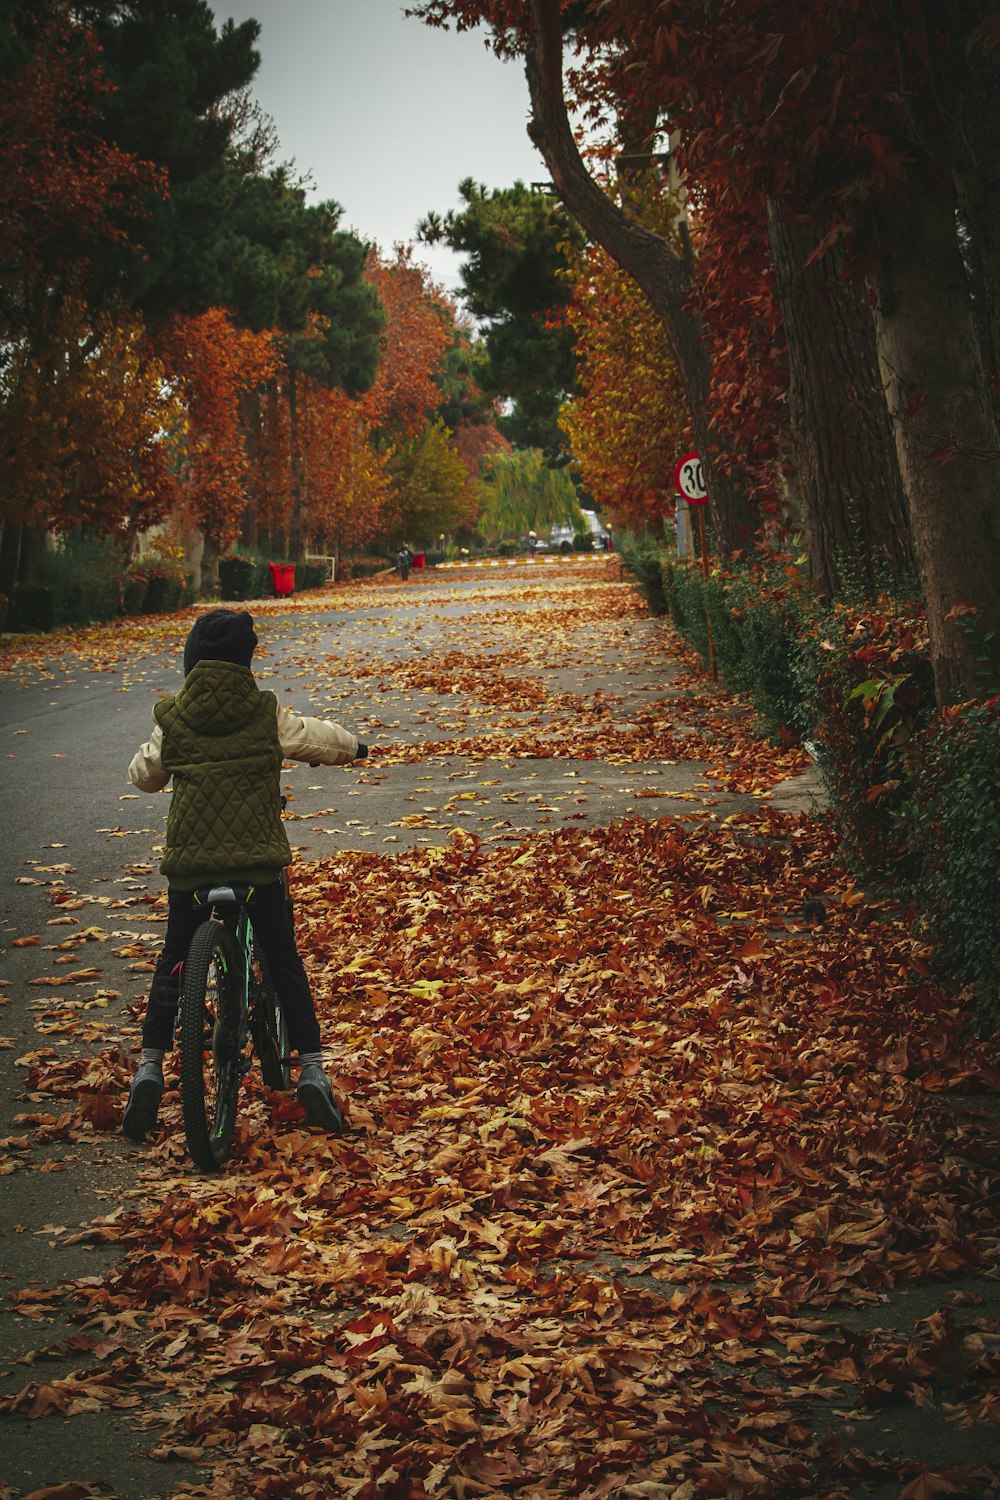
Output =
[{"x1": 122, "y1": 608, "x2": 368, "y2": 1143}]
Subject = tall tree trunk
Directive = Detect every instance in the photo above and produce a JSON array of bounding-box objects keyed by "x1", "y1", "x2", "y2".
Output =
[
  {"x1": 199, "y1": 533, "x2": 220, "y2": 597},
  {"x1": 287, "y1": 367, "x2": 303, "y2": 562},
  {"x1": 524, "y1": 0, "x2": 757, "y2": 557},
  {"x1": 767, "y1": 201, "x2": 914, "y2": 596},
  {"x1": 949, "y1": 0, "x2": 1000, "y2": 432},
  {"x1": 0, "y1": 521, "x2": 22, "y2": 590},
  {"x1": 871, "y1": 168, "x2": 1000, "y2": 704},
  {"x1": 239, "y1": 388, "x2": 260, "y2": 549}
]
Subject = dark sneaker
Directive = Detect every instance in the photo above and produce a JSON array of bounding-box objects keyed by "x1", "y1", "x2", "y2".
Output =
[
  {"x1": 296, "y1": 1063, "x2": 344, "y2": 1133},
  {"x1": 122, "y1": 1061, "x2": 164, "y2": 1142}
]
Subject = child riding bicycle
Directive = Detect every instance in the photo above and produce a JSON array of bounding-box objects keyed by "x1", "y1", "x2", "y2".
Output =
[{"x1": 122, "y1": 608, "x2": 367, "y2": 1142}]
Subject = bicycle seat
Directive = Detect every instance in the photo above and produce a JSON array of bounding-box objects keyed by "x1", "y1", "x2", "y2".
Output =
[{"x1": 193, "y1": 883, "x2": 256, "y2": 910}]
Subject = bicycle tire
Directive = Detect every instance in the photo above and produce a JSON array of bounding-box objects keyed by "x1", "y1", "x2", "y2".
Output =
[
  {"x1": 250, "y1": 943, "x2": 291, "y2": 1089},
  {"x1": 179, "y1": 919, "x2": 243, "y2": 1171}
]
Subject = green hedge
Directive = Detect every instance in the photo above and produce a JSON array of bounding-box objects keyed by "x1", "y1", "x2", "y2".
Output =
[
  {"x1": 296, "y1": 559, "x2": 329, "y2": 591},
  {"x1": 905, "y1": 700, "x2": 1000, "y2": 1032},
  {"x1": 659, "y1": 555, "x2": 819, "y2": 740},
  {"x1": 9, "y1": 583, "x2": 60, "y2": 632},
  {"x1": 807, "y1": 600, "x2": 935, "y2": 872},
  {"x1": 8, "y1": 534, "x2": 128, "y2": 630},
  {"x1": 219, "y1": 555, "x2": 333, "y2": 598},
  {"x1": 121, "y1": 568, "x2": 150, "y2": 615},
  {"x1": 219, "y1": 556, "x2": 265, "y2": 600},
  {"x1": 619, "y1": 533, "x2": 668, "y2": 613},
  {"x1": 140, "y1": 561, "x2": 189, "y2": 613},
  {"x1": 622, "y1": 539, "x2": 997, "y2": 1031}
]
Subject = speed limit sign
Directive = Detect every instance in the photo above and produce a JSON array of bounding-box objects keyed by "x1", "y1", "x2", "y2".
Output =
[{"x1": 673, "y1": 452, "x2": 708, "y2": 506}]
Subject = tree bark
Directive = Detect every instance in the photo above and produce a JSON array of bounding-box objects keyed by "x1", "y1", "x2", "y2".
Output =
[
  {"x1": 199, "y1": 532, "x2": 220, "y2": 597},
  {"x1": 871, "y1": 169, "x2": 1000, "y2": 704},
  {"x1": 766, "y1": 201, "x2": 914, "y2": 596},
  {"x1": 949, "y1": 0, "x2": 1000, "y2": 431},
  {"x1": 287, "y1": 367, "x2": 304, "y2": 561},
  {"x1": 239, "y1": 388, "x2": 260, "y2": 549},
  {"x1": 524, "y1": 0, "x2": 757, "y2": 557}
]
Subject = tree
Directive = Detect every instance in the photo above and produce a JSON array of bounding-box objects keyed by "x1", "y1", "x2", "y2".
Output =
[
  {"x1": 157, "y1": 309, "x2": 278, "y2": 592},
  {"x1": 420, "y1": 177, "x2": 584, "y2": 456},
  {"x1": 0, "y1": 293, "x2": 178, "y2": 544},
  {"x1": 224, "y1": 174, "x2": 385, "y2": 559},
  {"x1": 0, "y1": 0, "x2": 164, "y2": 335},
  {"x1": 476, "y1": 446, "x2": 581, "y2": 541},
  {"x1": 562, "y1": 238, "x2": 690, "y2": 534},
  {"x1": 72, "y1": 0, "x2": 262, "y2": 321},
  {"x1": 389, "y1": 418, "x2": 476, "y2": 547},
  {"x1": 416, "y1": 0, "x2": 1000, "y2": 703},
  {"x1": 638, "y1": 0, "x2": 999, "y2": 698},
  {"x1": 297, "y1": 384, "x2": 395, "y2": 564},
  {"x1": 361, "y1": 248, "x2": 454, "y2": 440}
]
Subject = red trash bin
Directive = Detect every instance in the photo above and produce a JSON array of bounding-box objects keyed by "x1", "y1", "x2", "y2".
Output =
[
  {"x1": 412, "y1": 552, "x2": 426, "y2": 569},
  {"x1": 268, "y1": 562, "x2": 295, "y2": 596}
]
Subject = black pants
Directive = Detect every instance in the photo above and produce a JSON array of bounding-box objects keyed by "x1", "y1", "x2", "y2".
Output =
[{"x1": 142, "y1": 880, "x2": 321, "y2": 1055}]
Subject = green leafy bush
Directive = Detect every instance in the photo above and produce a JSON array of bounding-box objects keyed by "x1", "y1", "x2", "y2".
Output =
[
  {"x1": 904, "y1": 699, "x2": 1000, "y2": 1031},
  {"x1": 121, "y1": 568, "x2": 150, "y2": 614},
  {"x1": 806, "y1": 599, "x2": 935, "y2": 873},
  {"x1": 619, "y1": 533, "x2": 667, "y2": 614},
  {"x1": 141, "y1": 561, "x2": 188, "y2": 613},
  {"x1": 297, "y1": 560, "x2": 330, "y2": 590},
  {"x1": 54, "y1": 534, "x2": 125, "y2": 624},
  {"x1": 658, "y1": 556, "x2": 817, "y2": 740},
  {"x1": 572, "y1": 531, "x2": 593, "y2": 552},
  {"x1": 10, "y1": 583, "x2": 60, "y2": 632},
  {"x1": 218, "y1": 555, "x2": 260, "y2": 600}
]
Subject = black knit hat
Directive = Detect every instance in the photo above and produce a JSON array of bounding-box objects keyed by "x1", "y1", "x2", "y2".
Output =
[{"x1": 183, "y1": 609, "x2": 258, "y2": 676}]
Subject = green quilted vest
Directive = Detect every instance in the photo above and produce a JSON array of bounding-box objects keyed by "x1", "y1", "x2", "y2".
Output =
[{"x1": 154, "y1": 660, "x2": 291, "y2": 889}]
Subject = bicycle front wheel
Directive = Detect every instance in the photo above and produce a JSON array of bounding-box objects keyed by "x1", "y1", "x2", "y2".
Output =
[
  {"x1": 179, "y1": 919, "x2": 243, "y2": 1171},
  {"x1": 250, "y1": 943, "x2": 291, "y2": 1090}
]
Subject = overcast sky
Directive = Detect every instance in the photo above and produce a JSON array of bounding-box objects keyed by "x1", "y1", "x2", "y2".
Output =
[{"x1": 208, "y1": 0, "x2": 547, "y2": 293}]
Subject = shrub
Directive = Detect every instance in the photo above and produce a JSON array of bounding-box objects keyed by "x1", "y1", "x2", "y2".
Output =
[
  {"x1": 121, "y1": 568, "x2": 150, "y2": 614},
  {"x1": 35, "y1": 532, "x2": 125, "y2": 626},
  {"x1": 297, "y1": 560, "x2": 330, "y2": 591},
  {"x1": 10, "y1": 583, "x2": 60, "y2": 632},
  {"x1": 806, "y1": 599, "x2": 935, "y2": 874},
  {"x1": 559, "y1": 539, "x2": 573, "y2": 555},
  {"x1": 572, "y1": 531, "x2": 594, "y2": 552},
  {"x1": 141, "y1": 560, "x2": 188, "y2": 613},
  {"x1": 219, "y1": 555, "x2": 257, "y2": 601},
  {"x1": 904, "y1": 699, "x2": 1000, "y2": 1032},
  {"x1": 620, "y1": 533, "x2": 668, "y2": 613}
]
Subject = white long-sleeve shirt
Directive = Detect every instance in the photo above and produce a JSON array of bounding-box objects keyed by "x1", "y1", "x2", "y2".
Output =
[{"x1": 129, "y1": 705, "x2": 359, "y2": 792}]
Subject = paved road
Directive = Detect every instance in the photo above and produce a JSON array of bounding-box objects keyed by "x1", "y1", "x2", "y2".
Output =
[{"x1": 0, "y1": 562, "x2": 821, "y2": 1497}]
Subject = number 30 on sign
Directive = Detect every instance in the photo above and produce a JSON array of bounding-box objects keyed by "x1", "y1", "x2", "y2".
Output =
[{"x1": 673, "y1": 452, "x2": 708, "y2": 506}]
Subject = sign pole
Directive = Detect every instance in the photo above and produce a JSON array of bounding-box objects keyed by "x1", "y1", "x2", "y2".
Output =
[
  {"x1": 697, "y1": 507, "x2": 717, "y2": 679},
  {"x1": 673, "y1": 451, "x2": 717, "y2": 680}
]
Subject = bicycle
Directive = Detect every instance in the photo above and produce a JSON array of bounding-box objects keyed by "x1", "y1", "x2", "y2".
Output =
[{"x1": 178, "y1": 873, "x2": 291, "y2": 1172}]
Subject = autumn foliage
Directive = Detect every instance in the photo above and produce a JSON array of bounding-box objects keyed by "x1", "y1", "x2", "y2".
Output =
[
  {"x1": 1, "y1": 568, "x2": 996, "y2": 1496},
  {"x1": 563, "y1": 241, "x2": 691, "y2": 529},
  {"x1": 157, "y1": 309, "x2": 278, "y2": 561}
]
